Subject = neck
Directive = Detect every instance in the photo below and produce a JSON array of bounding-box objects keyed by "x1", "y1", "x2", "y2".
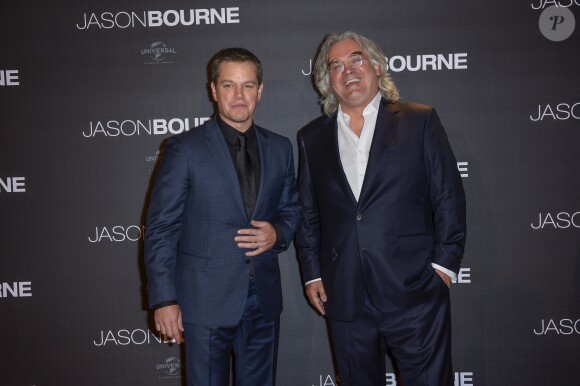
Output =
[{"x1": 219, "y1": 114, "x2": 252, "y2": 133}]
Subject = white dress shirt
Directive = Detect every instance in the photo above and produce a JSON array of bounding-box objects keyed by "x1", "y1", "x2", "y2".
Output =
[{"x1": 337, "y1": 92, "x2": 381, "y2": 201}]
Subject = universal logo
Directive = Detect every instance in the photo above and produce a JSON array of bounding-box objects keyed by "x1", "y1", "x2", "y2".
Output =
[
  {"x1": 146, "y1": 150, "x2": 162, "y2": 174},
  {"x1": 141, "y1": 41, "x2": 177, "y2": 65},
  {"x1": 156, "y1": 357, "x2": 182, "y2": 379},
  {"x1": 531, "y1": 3, "x2": 578, "y2": 41},
  {"x1": 146, "y1": 150, "x2": 161, "y2": 163}
]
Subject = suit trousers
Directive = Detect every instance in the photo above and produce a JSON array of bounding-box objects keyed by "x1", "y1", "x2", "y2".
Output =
[
  {"x1": 183, "y1": 279, "x2": 279, "y2": 386},
  {"x1": 328, "y1": 271, "x2": 453, "y2": 386}
]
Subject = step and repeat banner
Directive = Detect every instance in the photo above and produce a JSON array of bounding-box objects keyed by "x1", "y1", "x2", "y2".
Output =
[{"x1": 1, "y1": 1, "x2": 579, "y2": 385}]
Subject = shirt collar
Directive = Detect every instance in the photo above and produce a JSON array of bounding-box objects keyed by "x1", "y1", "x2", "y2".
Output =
[
  {"x1": 337, "y1": 91, "x2": 382, "y2": 123},
  {"x1": 216, "y1": 114, "x2": 255, "y2": 146}
]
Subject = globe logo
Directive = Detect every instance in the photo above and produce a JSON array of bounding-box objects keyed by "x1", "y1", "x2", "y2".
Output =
[
  {"x1": 150, "y1": 41, "x2": 168, "y2": 61},
  {"x1": 164, "y1": 356, "x2": 181, "y2": 376}
]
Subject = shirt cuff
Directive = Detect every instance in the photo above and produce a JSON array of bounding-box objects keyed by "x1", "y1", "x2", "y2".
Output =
[
  {"x1": 305, "y1": 278, "x2": 322, "y2": 286},
  {"x1": 431, "y1": 263, "x2": 457, "y2": 282}
]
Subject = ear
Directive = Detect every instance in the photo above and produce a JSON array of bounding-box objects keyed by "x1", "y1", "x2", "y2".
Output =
[
  {"x1": 371, "y1": 59, "x2": 381, "y2": 76},
  {"x1": 257, "y1": 83, "x2": 264, "y2": 101},
  {"x1": 210, "y1": 82, "x2": 217, "y2": 102}
]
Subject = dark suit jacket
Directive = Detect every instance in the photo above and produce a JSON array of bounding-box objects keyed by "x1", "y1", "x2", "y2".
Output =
[
  {"x1": 145, "y1": 118, "x2": 300, "y2": 325},
  {"x1": 296, "y1": 100, "x2": 466, "y2": 321}
]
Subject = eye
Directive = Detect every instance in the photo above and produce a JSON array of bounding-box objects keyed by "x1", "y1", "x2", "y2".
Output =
[
  {"x1": 223, "y1": 83, "x2": 233, "y2": 89},
  {"x1": 328, "y1": 61, "x2": 343, "y2": 73},
  {"x1": 350, "y1": 54, "x2": 363, "y2": 66}
]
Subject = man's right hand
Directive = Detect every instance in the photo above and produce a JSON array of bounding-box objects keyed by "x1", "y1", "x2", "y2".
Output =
[
  {"x1": 154, "y1": 304, "x2": 184, "y2": 344},
  {"x1": 305, "y1": 280, "x2": 327, "y2": 316}
]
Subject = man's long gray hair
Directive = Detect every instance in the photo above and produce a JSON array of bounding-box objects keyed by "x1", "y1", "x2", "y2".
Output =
[{"x1": 313, "y1": 31, "x2": 399, "y2": 116}]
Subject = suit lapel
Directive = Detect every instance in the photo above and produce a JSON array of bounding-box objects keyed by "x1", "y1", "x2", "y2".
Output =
[
  {"x1": 324, "y1": 115, "x2": 358, "y2": 205},
  {"x1": 204, "y1": 118, "x2": 248, "y2": 219},
  {"x1": 358, "y1": 100, "x2": 400, "y2": 205}
]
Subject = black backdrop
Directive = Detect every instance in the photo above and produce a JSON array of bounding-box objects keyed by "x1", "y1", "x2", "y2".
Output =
[{"x1": 1, "y1": 1, "x2": 579, "y2": 385}]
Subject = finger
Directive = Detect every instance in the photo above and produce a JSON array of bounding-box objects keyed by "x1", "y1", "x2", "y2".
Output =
[
  {"x1": 165, "y1": 322, "x2": 180, "y2": 342},
  {"x1": 155, "y1": 316, "x2": 168, "y2": 335},
  {"x1": 237, "y1": 228, "x2": 257, "y2": 236},
  {"x1": 237, "y1": 241, "x2": 260, "y2": 249},
  {"x1": 308, "y1": 293, "x2": 326, "y2": 315},
  {"x1": 316, "y1": 303, "x2": 326, "y2": 315},
  {"x1": 307, "y1": 289, "x2": 321, "y2": 305},
  {"x1": 318, "y1": 287, "x2": 328, "y2": 303},
  {"x1": 178, "y1": 315, "x2": 184, "y2": 332},
  {"x1": 234, "y1": 235, "x2": 262, "y2": 243},
  {"x1": 245, "y1": 246, "x2": 266, "y2": 256},
  {"x1": 172, "y1": 329, "x2": 184, "y2": 344},
  {"x1": 307, "y1": 283, "x2": 328, "y2": 314},
  {"x1": 250, "y1": 220, "x2": 267, "y2": 228},
  {"x1": 169, "y1": 316, "x2": 184, "y2": 343},
  {"x1": 174, "y1": 332, "x2": 183, "y2": 344}
]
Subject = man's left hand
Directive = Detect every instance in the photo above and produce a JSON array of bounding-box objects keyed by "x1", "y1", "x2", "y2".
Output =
[
  {"x1": 235, "y1": 220, "x2": 276, "y2": 256},
  {"x1": 435, "y1": 269, "x2": 452, "y2": 288}
]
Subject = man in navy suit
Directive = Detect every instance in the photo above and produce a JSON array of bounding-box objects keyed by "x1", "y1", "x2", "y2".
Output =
[
  {"x1": 145, "y1": 48, "x2": 300, "y2": 386},
  {"x1": 296, "y1": 32, "x2": 466, "y2": 385}
]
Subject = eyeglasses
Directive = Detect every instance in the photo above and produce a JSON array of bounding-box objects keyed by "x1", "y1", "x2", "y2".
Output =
[{"x1": 327, "y1": 52, "x2": 366, "y2": 74}]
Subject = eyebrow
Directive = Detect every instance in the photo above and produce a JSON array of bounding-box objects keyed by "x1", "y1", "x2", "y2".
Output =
[
  {"x1": 328, "y1": 51, "x2": 364, "y2": 65},
  {"x1": 220, "y1": 80, "x2": 258, "y2": 85}
]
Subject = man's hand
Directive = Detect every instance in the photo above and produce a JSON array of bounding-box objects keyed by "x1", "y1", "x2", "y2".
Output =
[
  {"x1": 435, "y1": 269, "x2": 452, "y2": 288},
  {"x1": 154, "y1": 304, "x2": 184, "y2": 344},
  {"x1": 306, "y1": 280, "x2": 327, "y2": 316},
  {"x1": 235, "y1": 220, "x2": 276, "y2": 256}
]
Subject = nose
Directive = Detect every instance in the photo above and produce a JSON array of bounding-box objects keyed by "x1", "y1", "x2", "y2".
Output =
[
  {"x1": 234, "y1": 85, "x2": 243, "y2": 98},
  {"x1": 343, "y1": 63, "x2": 354, "y2": 74}
]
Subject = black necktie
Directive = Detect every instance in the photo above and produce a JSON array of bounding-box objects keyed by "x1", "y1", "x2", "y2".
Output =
[{"x1": 237, "y1": 133, "x2": 256, "y2": 217}]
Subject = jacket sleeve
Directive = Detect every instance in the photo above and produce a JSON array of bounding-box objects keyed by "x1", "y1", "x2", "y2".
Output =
[
  {"x1": 423, "y1": 108, "x2": 467, "y2": 274},
  {"x1": 295, "y1": 132, "x2": 322, "y2": 282},
  {"x1": 144, "y1": 137, "x2": 189, "y2": 308},
  {"x1": 271, "y1": 138, "x2": 301, "y2": 253}
]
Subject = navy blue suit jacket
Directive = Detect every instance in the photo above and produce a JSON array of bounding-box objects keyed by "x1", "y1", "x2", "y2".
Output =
[
  {"x1": 296, "y1": 100, "x2": 466, "y2": 321},
  {"x1": 145, "y1": 118, "x2": 300, "y2": 325}
]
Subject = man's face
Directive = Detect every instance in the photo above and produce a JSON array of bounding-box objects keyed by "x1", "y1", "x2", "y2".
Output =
[
  {"x1": 211, "y1": 61, "x2": 263, "y2": 132},
  {"x1": 327, "y1": 39, "x2": 380, "y2": 114}
]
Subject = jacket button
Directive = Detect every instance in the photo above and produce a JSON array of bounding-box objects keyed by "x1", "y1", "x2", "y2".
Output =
[{"x1": 356, "y1": 214, "x2": 362, "y2": 221}]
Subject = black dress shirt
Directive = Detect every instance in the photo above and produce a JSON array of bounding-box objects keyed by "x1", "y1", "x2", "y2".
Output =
[{"x1": 216, "y1": 114, "x2": 261, "y2": 191}]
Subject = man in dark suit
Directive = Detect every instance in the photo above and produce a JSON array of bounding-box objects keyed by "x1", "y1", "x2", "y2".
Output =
[
  {"x1": 296, "y1": 32, "x2": 466, "y2": 386},
  {"x1": 145, "y1": 48, "x2": 300, "y2": 386}
]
